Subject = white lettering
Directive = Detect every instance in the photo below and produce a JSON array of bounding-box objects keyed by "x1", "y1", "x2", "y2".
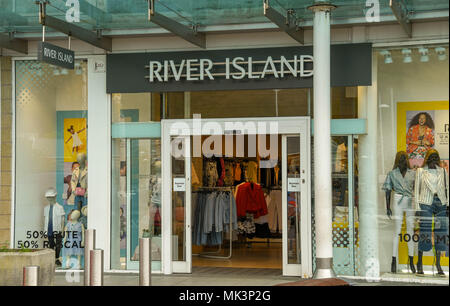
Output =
[
  {"x1": 261, "y1": 56, "x2": 278, "y2": 78},
  {"x1": 232, "y1": 57, "x2": 246, "y2": 80},
  {"x1": 149, "y1": 61, "x2": 163, "y2": 82},
  {"x1": 200, "y1": 59, "x2": 214, "y2": 80},
  {"x1": 247, "y1": 57, "x2": 259, "y2": 79},
  {"x1": 146, "y1": 55, "x2": 314, "y2": 82},
  {"x1": 170, "y1": 60, "x2": 185, "y2": 81},
  {"x1": 225, "y1": 57, "x2": 231, "y2": 79},
  {"x1": 186, "y1": 59, "x2": 199, "y2": 81},
  {"x1": 163, "y1": 60, "x2": 169, "y2": 82},
  {"x1": 280, "y1": 55, "x2": 297, "y2": 77},
  {"x1": 300, "y1": 55, "x2": 313, "y2": 77}
]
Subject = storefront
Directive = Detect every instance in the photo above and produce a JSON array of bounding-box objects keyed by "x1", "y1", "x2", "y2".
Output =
[
  {"x1": 103, "y1": 43, "x2": 373, "y2": 277},
  {"x1": 4, "y1": 27, "x2": 448, "y2": 282}
]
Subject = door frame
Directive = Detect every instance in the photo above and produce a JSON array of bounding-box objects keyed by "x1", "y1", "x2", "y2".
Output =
[
  {"x1": 282, "y1": 134, "x2": 312, "y2": 277},
  {"x1": 161, "y1": 117, "x2": 312, "y2": 276}
]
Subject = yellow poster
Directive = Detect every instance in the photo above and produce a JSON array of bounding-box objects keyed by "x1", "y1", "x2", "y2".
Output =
[
  {"x1": 64, "y1": 118, "x2": 87, "y2": 162},
  {"x1": 396, "y1": 101, "x2": 449, "y2": 267}
]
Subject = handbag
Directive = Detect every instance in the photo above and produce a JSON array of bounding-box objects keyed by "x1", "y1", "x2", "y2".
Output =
[{"x1": 75, "y1": 181, "x2": 86, "y2": 196}]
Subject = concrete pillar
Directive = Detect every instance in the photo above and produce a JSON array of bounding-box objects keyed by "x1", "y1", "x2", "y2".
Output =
[{"x1": 309, "y1": 2, "x2": 336, "y2": 279}]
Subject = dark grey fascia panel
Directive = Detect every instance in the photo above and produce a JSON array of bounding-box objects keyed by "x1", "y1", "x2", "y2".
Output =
[
  {"x1": 106, "y1": 43, "x2": 372, "y2": 93},
  {"x1": 41, "y1": 15, "x2": 112, "y2": 52},
  {"x1": 263, "y1": 0, "x2": 304, "y2": 45},
  {"x1": 148, "y1": 0, "x2": 206, "y2": 49},
  {"x1": 0, "y1": 33, "x2": 28, "y2": 54},
  {"x1": 390, "y1": 0, "x2": 412, "y2": 38}
]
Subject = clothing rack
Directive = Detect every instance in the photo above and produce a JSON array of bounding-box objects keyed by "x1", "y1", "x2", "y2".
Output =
[{"x1": 192, "y1": 186, "x2": 234, "y2": 259}]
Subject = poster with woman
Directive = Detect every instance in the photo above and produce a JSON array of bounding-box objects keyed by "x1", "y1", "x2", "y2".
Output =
[
  {"x1": 406, "y1": 111, "x2": 435, "y2": 160},
  {"x1": 396, "y1": 101, "x2": 449, "y2": 267},
  {"x1": 397, "y1": 101, "x2": 449, "y2": 170}
]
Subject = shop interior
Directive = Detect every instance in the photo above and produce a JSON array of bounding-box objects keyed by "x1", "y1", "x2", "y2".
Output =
[{"x1": 191, "y1": 135, "x2": 282, "y2": 269}]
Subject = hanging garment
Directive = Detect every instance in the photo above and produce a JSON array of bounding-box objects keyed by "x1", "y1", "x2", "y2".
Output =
[
  {"x1": 204, "y1": 160, "x2": 219, "y2": 187},
  {"x1": 217, "y1": 158, "x2": 225, "y2": 187},
  {"x1": 234, "y1": 163, "x2": 242, "y2": 182},
  {"x1": 247, "y1": 161, "x2": 259, "y2": 183},
  {"x1": 224, "y1": 161, "x2": 235, "y2": 186},
  {"x1": 191, "y1": 161, "x2": 201, "y2": 186},
  {"x1": 267, "y1": 190, "x2": 282, "y2": 233},
  {"x1": 192, "y1": 191, "x2": 237, "y2": 246},
  {"x1": 235, "y1": 182, "x2": 268, "y2": 218}
]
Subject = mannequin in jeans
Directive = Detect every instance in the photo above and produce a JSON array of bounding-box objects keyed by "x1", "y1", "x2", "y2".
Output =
[
  {"x1": 415, "y1": 150, "x2": 449, "y2": 276},
  {"x1": 383, "y1": 151, "x2": 416, "y2": 273}
]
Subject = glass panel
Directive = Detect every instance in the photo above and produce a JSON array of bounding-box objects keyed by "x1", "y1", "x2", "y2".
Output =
[
  {"x1": 331, "y1": 136, "x2": 352, "y2": 274},
  {"x1": 111, "y1": 139, "x2": 127, "y2": 270},
  {"x1": 1, "y1": 0, "x2": 448, "y2": 34},
  {"x1": 112, "y1": 93, "x2": 162, "y2": 123},
  {"x1": 286, "y1": 136, "x2": 301, "y2": 265},
  {"x1": 111, "y1": 138, "x2": 162, "y2": 270},
  {"x1": 172, "y1": 137, "x2": 186, "y2": 261},
  {"x1": 14, "y1": 59, "x2": 88, "y2": 270}
]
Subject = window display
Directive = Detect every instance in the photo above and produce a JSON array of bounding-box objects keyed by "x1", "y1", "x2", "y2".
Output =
[
  {"x1": 14, "y1": 60, "x2": 88, "y2": 270},
  {"x1": 377, "y1": 46, "x2": 449, "y2": 277}
]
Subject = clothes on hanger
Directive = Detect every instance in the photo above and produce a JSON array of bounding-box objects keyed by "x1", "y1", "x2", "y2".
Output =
[
  {"x1": 267, "y1": 189, "x2": 282, "y2": 233},
  {"x1": 192, "y1": 191, "x2": 237, "y2": 246},
  {"x1": 247, "y1": 161, "x2": 258, "y2": 183},
  {"x1": 224, "y1": 161, "x2": 235, "y2": 186},
  {"x1": 204, "y1": 159, "x2": 219, "y2": 187},
  {"x1": 235, "y1": 182, "x2": 268, "y2": 219}
]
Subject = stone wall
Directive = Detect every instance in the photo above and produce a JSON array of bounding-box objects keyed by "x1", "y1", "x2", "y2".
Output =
[{"x1": 0, "y1": 56, "x2": 12, "y2": 248}]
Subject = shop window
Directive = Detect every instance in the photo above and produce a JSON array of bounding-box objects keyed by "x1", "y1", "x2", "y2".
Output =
[
  {"x1": 376, "y1": 46, "x2": 449, "y2": 277},
  {"x1": 15, "y1": 60, "x2": 88, "y2": 270}
]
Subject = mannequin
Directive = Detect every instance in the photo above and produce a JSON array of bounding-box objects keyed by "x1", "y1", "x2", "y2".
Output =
[
  {"x1": 63, "y1": 209, "x2": 85, "y2": 269},
  {"x1": 71, "y1": 153, "x2": 88, "y2": 212},
  {"x1": 382, "y1": 151, "x2": 416, "y2": 273},
  {"x1": 415, "y1": 149, "x2": 449, "y2": 276},
  {"x1": 43, "y1": 188, "x2": 65, "y2": 266}
]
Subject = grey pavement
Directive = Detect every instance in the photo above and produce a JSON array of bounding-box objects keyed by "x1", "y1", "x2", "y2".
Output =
[{"x1": 53, "y1": 267, "x2": 448, "y2": 286}]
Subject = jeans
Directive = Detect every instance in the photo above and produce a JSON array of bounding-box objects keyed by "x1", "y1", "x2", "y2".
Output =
[
  {"x1": 48, "y1": 233, "x2": 63, "y2": 259},
  {"x1": 392, "y1": 194, "x2": 415, "y2": 257},
  {"x1": 418, "y1": 196, "x2": 449, "y2": 252},
  {"x1": 75, "y1": 195, "x2": 87, "y2": 212}
]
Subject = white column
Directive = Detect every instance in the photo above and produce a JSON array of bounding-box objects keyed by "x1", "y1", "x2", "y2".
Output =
[
  {"x1": 357, "y1": 54, "x2": 380, "y2": 280},
  {"x1": 309, "y1": 2, "x2": 336, "y2": 279},
  {"x1": 87, "y1": 55, "x2": 111, "y2": 270}
]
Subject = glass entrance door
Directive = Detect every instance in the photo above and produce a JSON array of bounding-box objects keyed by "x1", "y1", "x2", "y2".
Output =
[
  {"x1": 282, "y1": 134, "x2": 312, "y2": 277},
  {"x1": 170, "y1": 136, "x2": 192, "y2": 273}
]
